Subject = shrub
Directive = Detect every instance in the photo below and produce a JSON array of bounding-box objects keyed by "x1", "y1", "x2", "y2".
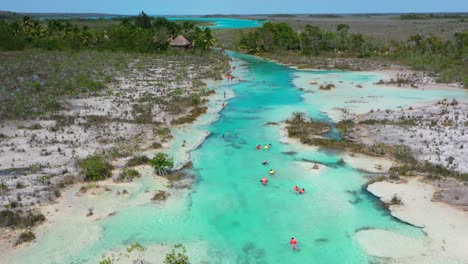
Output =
[
  {"x1": 78, "y1": 155, "x2": 113, "y2": 181},
  {"x1": 125, "y1": 155, "x2": 150, "y2": 167},
  {"x1": 165, "y1": 244, "x2": 189, "y2": 264},
  {"x1": 118, "y1": 169, "x2": 141, "y2": 182},
  {"x1": 149, "y1": 153, "x2": 174, "y2": 173},
  {"x1": 393, "y1": 145, "x2": 416, "y2": 164},
  {"x1": 16, "y1": 231, "x2": 35, "y2": 245},
  {"x1": 126, "y1": 243, "x2": 145, "y2": 252},
  {"x1": 0, "y1": 182, "x2": 8, "y2": 195},
  {"x1": 0, "y1": 210, "x2": 45, "y2": 228},
  {"x1": 152, "y1": 190, "x2": 169, "y2": 201},
  {"x1": 390, "y1": 195, "x2": 403, "y2": 205},
  {"x1": 151, "y1": 142, "x2": 163, "y2": 149},
  {"x1": 99, "y1": 258, "x2": 112, "y2": 264}
]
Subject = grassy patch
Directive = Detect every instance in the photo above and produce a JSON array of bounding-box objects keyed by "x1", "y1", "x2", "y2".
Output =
[{"x1": 118, "y1": 168, "x2": 141, "y2": 182}]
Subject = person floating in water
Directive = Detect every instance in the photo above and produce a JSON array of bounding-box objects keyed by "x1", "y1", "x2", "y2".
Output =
[
  {"x1": 294, "y1": 186, "x2": 299, "y2": 193},
  {"x1": 290, "y1": 237, "x2": 297, "y2": 250},
  {"x1": 269, "y1": 169, "x2": 275, "y2": 175},
  {"x1": 264, "y1": 144, "x2": 269, "y2": 150},
  {"x1": 260, "y1": 177, "x2": 268, "y2": 186},
  {"x1": 299, "y1": 188, "x2": 305, "y2": 194},
  {"x1": 256, "y1": 145, "x2": 262, "y2": 150},
  {"x1": 262, "y1": 161, "x2": 269, "y2": 165}
]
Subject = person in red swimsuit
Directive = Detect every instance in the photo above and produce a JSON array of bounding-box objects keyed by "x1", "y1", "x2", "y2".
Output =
[{"x1": 290, "y1": 237, "x2": 297, "y2": 250}]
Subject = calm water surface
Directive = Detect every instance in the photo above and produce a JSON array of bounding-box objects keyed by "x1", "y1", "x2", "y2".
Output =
[{"x1": 12, "y1": 51, "x2": 468, "y2": 264}]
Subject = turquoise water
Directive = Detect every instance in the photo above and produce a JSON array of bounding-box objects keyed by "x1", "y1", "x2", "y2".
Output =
[
  {"x1": 10, "y1": 52, "x2": 468, "y2": 264},
  {"x1": 167, "y1": 17, "x2": 263, "y2": 29}
]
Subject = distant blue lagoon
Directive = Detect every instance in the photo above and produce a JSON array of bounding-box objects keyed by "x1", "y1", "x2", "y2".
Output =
[{"x1": 166, "y1": 17, "x2": 264, "y2": 29}]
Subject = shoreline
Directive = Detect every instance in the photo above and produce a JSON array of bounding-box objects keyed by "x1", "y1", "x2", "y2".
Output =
[
  {"x1": 279, "y1": 100, "x2": 468, "y2": 263},
  {"x1": 359, "y1": 177, "x2": 468, "y2": 263},
  {"x1": 244, "y1": 51, "x2": 467, "y2": 91},
  {"x1": 0, "y1": 58, "x2": 240, "y2": 263}
]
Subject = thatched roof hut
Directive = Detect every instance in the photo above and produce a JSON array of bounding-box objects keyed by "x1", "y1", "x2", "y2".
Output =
[{"x1": 170, "y1": 35, "x2": 191, "y2": 48}]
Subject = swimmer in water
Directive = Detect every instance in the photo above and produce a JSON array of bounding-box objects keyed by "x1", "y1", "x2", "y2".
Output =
[
  {"x1": 264, "y1": 145, "x2": 269, "y2": 150},
  {"x1": 294, "y1": 186, "x2": 299, "y2": 193},
  {"x1": 269, "y1": 169, "x2": 275, "y2": 175},
  {"x1": 290, "y1": 238, "x2": 297, "y2": 250},
  {"x1": 262, "y1": 161, "x2": 269, "y2": 165},
  {"x1": 299, "y1": 188, "x2": 305, "y2": 194},
  {"x1": 256, "y1": 145, "x2": 262, "y2": 150},
  {"x1": 260, "y1": 177, "x2": 268, "y2": 185}
]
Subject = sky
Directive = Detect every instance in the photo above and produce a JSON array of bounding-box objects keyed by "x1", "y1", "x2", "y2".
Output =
[{"x1": 1, "y1": 0, "x2": 467, "y2": 15}]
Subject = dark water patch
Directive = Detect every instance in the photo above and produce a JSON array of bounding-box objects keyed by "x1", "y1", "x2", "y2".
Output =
[
  {"x1": 317, "y1": 147, "x2": 341, "y2": 156},
  {"x1": 281, "y1": 151, "x2": 298, "y2": 156},
  {"x1": 346, "y1": 189, "x2": 364, "y2": 204},
  {"x1": 238, "y1": 242, "x2": 267, "y2": 264},
  {"x1": 362, "y1": 188, "x2": 422, "y2": 228},
  {"x1": 355, "y1": 226, "x2": 375, "y2": 233},
  {"x1": 264, "y1": 122, "x2": 278, "y2": 126},
  {"x1": 299, "y1": 158, "x2": 344, "y2": 168},
  {"x1": 315, "y1": 238, "x2": 329, "y2": 243}
]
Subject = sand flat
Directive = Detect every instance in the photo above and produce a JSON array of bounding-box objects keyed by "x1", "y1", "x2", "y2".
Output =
[{"x1": 359, "y1": 178, "x2": 468, "y2": 263}]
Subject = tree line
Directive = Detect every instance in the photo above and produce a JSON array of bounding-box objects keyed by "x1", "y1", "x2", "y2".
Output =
[
  {"x1": 0, "y1": 12, "x2": 216, "y2": 52},
  {"x1": 238, "y1": 22, "x2": 468, "y2": 86}
]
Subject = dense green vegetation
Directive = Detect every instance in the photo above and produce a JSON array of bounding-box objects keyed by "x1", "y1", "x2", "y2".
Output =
[
  {"x1": 286, "y1": 112, "x2": 331, "y2": 138},
  {"x1": 400, "y1": 13, "x2": 468, "y2": 20},
  {"x1": 149, "y1": 153, "x2": 174, "y2": 174},
  {"x1": 239, "y1": 22, "x2": 468, "y2": 86},
  {"x1": 78, "y1": 155, "x2": 113, "y2": 181},
  {"x1": 0, "y1": 12, "x2": 215, "y2": 52}
]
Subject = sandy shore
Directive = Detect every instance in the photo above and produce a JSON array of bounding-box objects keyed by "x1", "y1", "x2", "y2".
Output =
[
  {"x1": 0, "y1": 55, "x2": 246, "y2": 264},
  {"x1": 356, "y1": 177, "x2": 468, "y2": 263}
]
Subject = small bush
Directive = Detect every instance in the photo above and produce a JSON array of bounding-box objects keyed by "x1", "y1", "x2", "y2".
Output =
[
  {"x1": 149, "y1": 153, "x2": 174, "y2": 174},
  {"x1": 126, "y1": 243, "x2": 145, "y2": 252},
  {"x1": 0, "y1": 210, "x2": 46, "y2": 228},
  {"x1": 78, "y1": 155, "x2": 113, "y2": 181},
  {"x1": 125, "y1": 155, "x2": 150, "y2": 167},
  {"x1": 99, "y1": 258, "x2": 112, "y2": 264},
  {"x1": 151, "y1": 142, "x2": 163, "y2": 149},
  {"x1": 16, "y1": 231, "x2": 35, "y2": 245},
  {"x1": 152, "y1": 190, "x2": 169, "y2": 201},
  {"x1": 118, "y1": 169, "x2": 141, "y2": 182},
  {"x1": 390, "y1": 195, "x2": 403, "y2": 205},
  {"x1": 165, "y1": 244, "x2": 189, "y2": 264}
]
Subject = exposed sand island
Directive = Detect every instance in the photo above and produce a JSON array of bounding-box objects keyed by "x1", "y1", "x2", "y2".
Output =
[
  {"x1": 282, "y1": 69, "x2": 468, "y2": 263},
  {"x1": 357, "y1": 178, "x2": 468, "y2": 263}
]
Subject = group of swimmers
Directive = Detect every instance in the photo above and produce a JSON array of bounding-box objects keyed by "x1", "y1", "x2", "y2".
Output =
[
  {"x1": 255, "y1": 144, "x2": 305, "y2": 250},
  {"x1": 256, "y1": 144, "x2": 272, "y2": 150},
  {"x1": 294, "y1": 185, "x2": 306, "y2": 194}
]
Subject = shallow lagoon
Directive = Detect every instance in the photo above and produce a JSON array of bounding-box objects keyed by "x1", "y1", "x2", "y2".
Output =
[
  {"x1": 10, "y1": 52, "x2": 467, "y2": 264},
  {"x1": 167, "y1": 17, "x2": 263, "y2": 29}
]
